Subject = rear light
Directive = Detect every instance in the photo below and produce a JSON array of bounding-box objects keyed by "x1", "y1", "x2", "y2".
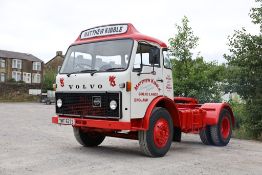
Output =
[{"x1": 126, "y1": 81, "x2": 131, "y2": 92}]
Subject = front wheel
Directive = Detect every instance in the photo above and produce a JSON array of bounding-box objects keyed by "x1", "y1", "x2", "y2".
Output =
[
  {"x1": 138, "y1": 107, "x2": 173, "y2": 157},
  {"x1": 73, "y1": 128, "x2": 105, "y2": 147},
  {"x1": 210, "y1": 109, "x2": 232, "y2": 146}
]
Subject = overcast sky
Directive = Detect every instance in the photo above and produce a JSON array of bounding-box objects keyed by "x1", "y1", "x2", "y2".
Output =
[{"x1": 0, "y1": 0, "x2": 259, "y2": 63}]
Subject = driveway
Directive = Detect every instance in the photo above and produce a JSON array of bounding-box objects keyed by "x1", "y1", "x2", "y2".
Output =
[{"x1": 0, "y1": 103, "x2": 261, "y2": 175}]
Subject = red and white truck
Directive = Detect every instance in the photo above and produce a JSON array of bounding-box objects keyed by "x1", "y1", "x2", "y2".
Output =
[{"x1": 52, "y1": 23, "x2": 234, "y2": 157}]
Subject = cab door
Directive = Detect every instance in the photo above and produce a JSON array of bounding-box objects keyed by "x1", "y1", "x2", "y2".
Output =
[
  {"x1": 130, "y1": 42, "x2": 163, "y2": 119},
  {"x1": 162, "y1": 48, "x2": 174, "y2": 99}
]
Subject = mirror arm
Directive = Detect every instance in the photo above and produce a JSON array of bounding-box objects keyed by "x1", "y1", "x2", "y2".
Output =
[
  {"x1": 136, "y1": 44, "x2": 143, "y2": 76},
  {"x1": 152, "y1": 61, "x2": 155, "y2": 75},
  {"x1": 151, "y1": 70, "x2": 156, "y2": 75},
  {"x1": 139, "y1": 44, "x2": 143, "y2": 70}
]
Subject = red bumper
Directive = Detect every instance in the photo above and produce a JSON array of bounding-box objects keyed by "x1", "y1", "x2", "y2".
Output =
[{"x1": 52, "y1": 116, "x2": 144, "y2": 131}]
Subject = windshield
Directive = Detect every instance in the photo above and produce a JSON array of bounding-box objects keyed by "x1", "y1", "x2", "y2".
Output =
[{"x1": 60, "y1": 39, "x2": 133, "y2": 74}]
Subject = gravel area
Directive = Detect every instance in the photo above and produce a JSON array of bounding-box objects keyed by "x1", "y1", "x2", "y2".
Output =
[{"x1": 0, "y1": 103, "x2": 262, "y2": 175}]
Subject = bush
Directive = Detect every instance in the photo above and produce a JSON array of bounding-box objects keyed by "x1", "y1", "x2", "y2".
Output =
[
  {"x1": 7, "y1": 78, "x2": 16, "y2": 83},
  {"x1": 229, "y1": 99, "x2": 262, "y2": 140},
  {"x1": 43, "y1": 69, "x2": 57, "y2": 91}
]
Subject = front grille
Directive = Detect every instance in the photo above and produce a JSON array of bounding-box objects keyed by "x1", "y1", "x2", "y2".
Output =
[{"x1": 56, "y1": 92, "x2": 121, "y2": 119}]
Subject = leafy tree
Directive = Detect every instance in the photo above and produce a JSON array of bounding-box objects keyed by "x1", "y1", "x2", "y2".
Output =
[
  {"x1": 224, "y1": 0, "x2": 262, "y2": 138},
  {"x1": 250, "y1": 0, "x2": 262, "y2": 32},
  {"x1": 169, "y1": 16, "x2": 225, "y2": 103},
  {"x1": 43, "y1": 69, "x2": 57, "y2": 91}
]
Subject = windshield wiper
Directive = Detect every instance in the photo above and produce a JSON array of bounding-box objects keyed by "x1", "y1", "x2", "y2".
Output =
[
  {"x1": 90, "y1": 70, "x2": 101, "y2": 76},
  {"x1": 105, "y1": 67, "x2": 125, "y2": 71},
  {"x1": 67, "y1": 67, "x2": 125, "y2": 77},
  {"x1": 67, "y1": 69, "x2": 97, "y2": 77},
  {"x1": 90, "y1": 68, "x2": 125, "y2": 76}
]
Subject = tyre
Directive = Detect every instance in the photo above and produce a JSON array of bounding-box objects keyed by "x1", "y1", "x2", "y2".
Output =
[
  {"x1": 138, "y1": 107, "x2": 173, "y2": 157},
  {"x1": 173, "y1": 127, "x2": 182, "y2": 142},
  {"x1": 199, "y1": 126, "x2": 214, "y2": 145},
  {"x1": 73, "y1": 127, "x2": 105, "y2": 147},
  {"x1": 210, "y1": 109, "x2": 232, "y2": 146}
]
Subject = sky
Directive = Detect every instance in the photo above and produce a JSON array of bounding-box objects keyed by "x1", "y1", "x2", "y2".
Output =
[{"x1": 0, "y1": 0, "x2": 260, "y2": 63}]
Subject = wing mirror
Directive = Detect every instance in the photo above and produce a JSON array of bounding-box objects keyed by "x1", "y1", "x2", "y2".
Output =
[{"x1": 149, "y1": 48, "x2": 160, "y2": 65}]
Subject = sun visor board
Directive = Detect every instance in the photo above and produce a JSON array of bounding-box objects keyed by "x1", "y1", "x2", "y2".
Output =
[{"x1": 80, "y1": 24, "x2": 128, "y2": 39}]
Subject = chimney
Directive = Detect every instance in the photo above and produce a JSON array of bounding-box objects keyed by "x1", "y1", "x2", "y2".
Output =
[{"x1": 56, "y1": 51, "x2": 62, "y2": 56}]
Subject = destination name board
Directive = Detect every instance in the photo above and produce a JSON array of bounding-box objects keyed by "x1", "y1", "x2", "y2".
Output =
[{"x1": 80, "y1": 24, "x2": 128, "y2": 39}]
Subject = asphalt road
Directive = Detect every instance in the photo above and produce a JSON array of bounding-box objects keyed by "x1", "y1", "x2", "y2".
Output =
[{"x1": 0, "y1": 103, "x2": 262, "y2": 175}]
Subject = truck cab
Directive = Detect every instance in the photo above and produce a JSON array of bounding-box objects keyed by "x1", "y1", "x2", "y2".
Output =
[
  {"x1": 52, "y1": 23, "x2": 234, "y2": 157},
  {"x1": 56, "y1": 24, "x2": 172, "y2": 122}
]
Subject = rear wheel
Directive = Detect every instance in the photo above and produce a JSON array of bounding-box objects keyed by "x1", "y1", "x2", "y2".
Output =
[
  {"x1": 199, "y1": 126, "x2": 213, "y2": 145},
  {"x1": 210, "y1": 109, "x2": 232, "y2": 146},
  {"x1": 73, "y1": 128, "x2": 105, "y2": 147},
  {"x1": 138, "y1": 107, "x2": 173, "y2": 157}
]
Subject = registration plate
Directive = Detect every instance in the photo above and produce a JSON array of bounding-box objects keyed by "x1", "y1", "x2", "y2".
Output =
[{"x1": 58, "y1": 118, "x2": 75, "y2": 125}]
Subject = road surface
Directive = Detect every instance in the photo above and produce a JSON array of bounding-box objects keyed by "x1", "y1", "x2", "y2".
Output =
[{"x1": 0, "y1": 103, "x2": 261, "y2": 175}]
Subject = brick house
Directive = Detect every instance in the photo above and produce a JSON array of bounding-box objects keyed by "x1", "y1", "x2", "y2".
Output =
[
  {"x1": 45, "y1": 51, "x2": 64, "y2": 74},
  {"x1": 0, "y1": 50, "x2": 44, "y2": 84}
]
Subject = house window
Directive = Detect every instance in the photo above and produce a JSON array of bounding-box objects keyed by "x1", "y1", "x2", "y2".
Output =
[
  {"x1": 0, "y1": 73, "x2": 5, "y2": 82},
  {"x1": 33, "y1": 62, "x2": 41, "y2": 71},
  {"x1": 0, "y1": 59, "x2": 5, "y2": 68},
  {"x1": 12, "y1": 71, "x2": 21, "y2": 81},
  {"x1": 32, "y1": 73, "x2": 41, "y2": 83},
  {"x1": 12, "y1": 59, "x2": 22, "y2": 69},
  {"x1": 23, "y1": 72, "x2": 31, "y2": 83}
]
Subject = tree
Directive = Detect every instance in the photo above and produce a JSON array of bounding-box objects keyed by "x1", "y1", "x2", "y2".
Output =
[
  {"x1": 169, "y1": 16, "x2": 225, "y2": 103},
  {"x1": 43, "y1": 69, "x2": 57, "y2": 91},
  {"x1": 224, "y1": 0, "x2": 262, "y2": 138},
  {"x1": 250, "y1": 0, "x2": 262, "y2": 32}
]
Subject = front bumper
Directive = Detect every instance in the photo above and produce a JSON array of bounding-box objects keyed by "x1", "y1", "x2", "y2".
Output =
[{"x1": 52, "y1": 115, "x2": 145, "y2": 131}]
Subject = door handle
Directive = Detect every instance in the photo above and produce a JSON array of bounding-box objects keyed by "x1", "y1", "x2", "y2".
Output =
[{"x1": 156, "y1": 79, "x2": 163, "y2": 83}]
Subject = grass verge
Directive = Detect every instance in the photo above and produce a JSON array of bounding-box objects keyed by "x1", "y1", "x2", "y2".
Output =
[{"x1": 0, "y1": 94, "x2": 40, "y2": 102}]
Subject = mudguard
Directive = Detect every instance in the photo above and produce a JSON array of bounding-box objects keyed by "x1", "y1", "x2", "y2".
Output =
[
  {"x1": 143, "y1": 96, "x2": 180, "y2": 130},
  {"x1": 200, "y1": 103, "x2": 235, "y2": 127}
]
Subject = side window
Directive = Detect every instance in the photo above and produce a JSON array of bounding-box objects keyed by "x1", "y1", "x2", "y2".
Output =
[
  {"x1": 133, "y1": 43, "x2": 160, "y2": 71},
  {"x1": 163, "y1": 50, "x2": 171, "y2": 69}
]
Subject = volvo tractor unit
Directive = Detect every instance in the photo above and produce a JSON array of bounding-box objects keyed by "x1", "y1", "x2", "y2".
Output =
[{"x1": 52, "y1": 23, "x2": 234, "y2": 157}]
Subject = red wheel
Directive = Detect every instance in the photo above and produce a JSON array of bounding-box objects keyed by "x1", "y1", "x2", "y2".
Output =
[
  {"x1": 221, "y1": 116, "x2": 230, "y2": 139},
  {"x1": 138, "y1": 107, "x2": 173, "y2": 157},
  {"x1": 210, "y1": 109, "x2": 232, "y2": 146},
  {"x1": 153, "y1": 118, "x2": 170, "y2": 148}
]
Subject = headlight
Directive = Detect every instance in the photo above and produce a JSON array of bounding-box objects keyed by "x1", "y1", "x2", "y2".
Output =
[
  {"x1": 109, "y1": 100, "x2": 117, "y2": 110},
  {"x1": 57, "y1": 99, "x2": 62, "y2": 108}
]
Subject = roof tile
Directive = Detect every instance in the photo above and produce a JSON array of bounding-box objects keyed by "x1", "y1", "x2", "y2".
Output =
[{"x1": 0, "y1": 50, "x2": 43, "y2": 62}]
